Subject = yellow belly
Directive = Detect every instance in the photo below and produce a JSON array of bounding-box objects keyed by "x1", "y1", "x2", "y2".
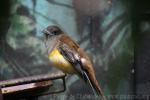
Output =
[{"x1": 48, "y1": 48, "x2": 76, "y2": 74}]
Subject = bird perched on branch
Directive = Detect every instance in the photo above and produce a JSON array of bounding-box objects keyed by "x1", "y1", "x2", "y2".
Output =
[{"x1": 43, "y1": 25, "x2": 106, "y2": 100}]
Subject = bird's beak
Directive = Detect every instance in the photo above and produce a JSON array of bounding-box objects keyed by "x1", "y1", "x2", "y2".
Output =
[
  {"x1": 42, "y1": 29, "x2": 53, "y2": 40},
  {"x1": 42, "y1": 29, "x2": 51, "y2": 48}
]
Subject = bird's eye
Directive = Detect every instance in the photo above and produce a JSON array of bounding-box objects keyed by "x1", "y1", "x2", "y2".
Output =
[{"x1": 52, "y1": 31, "x2": 57, "y2": 35}]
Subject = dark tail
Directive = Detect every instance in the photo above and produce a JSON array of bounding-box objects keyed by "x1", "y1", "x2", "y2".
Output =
[{"x1": 83, "y1": 71, "x2": 106, "y2": 100}]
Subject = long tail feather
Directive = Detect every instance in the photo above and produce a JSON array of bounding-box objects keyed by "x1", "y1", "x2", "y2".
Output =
[{"x1": 83, "y1": 71, "x2": 106, "y2": 100}]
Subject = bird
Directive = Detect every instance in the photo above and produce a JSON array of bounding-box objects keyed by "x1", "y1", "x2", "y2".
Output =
[{"x1": 42, "y1": 25, "x2": 106, "y2": 100}]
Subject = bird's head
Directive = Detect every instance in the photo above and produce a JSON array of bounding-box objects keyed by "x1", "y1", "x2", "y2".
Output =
[{"x1": 42, "y1": 25, "x2": 63, "y2": 39}]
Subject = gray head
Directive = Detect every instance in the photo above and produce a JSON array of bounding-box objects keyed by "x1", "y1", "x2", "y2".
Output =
[{"x1": 42, "y1": 25, "x2": 63, "y2": 39}]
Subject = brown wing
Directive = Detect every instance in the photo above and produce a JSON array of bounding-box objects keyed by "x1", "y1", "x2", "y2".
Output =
[{"x1": 59, "y1": 34, "x2": 95, "y2": 74}]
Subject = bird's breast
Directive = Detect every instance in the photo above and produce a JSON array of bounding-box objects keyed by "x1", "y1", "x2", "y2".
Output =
[{"x1": 48, "y1": 48, "x2": 76, "y2": 74}]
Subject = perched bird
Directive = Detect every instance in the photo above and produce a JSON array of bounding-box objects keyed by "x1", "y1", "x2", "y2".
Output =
[{"x1": 43, "y1": 25, "x2": 106, "y2": 100}]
